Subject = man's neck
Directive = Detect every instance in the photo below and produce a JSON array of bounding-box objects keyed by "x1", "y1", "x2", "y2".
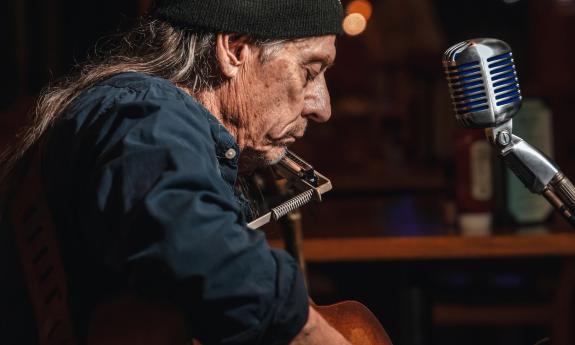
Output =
[
  {"x1": 194, "y1": 91, "x2": 221, "y2": 123},
  {"x1": 181, "y1": 86, "x2": 259, "y2": 175},
  {"x1": 191, "y1": 88, "x2": 242, "y2": 143}
]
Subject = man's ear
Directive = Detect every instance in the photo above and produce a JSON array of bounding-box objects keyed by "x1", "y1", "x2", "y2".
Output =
[{"x1": 215, "y1": 33, "x2": 252, "y2": 79}]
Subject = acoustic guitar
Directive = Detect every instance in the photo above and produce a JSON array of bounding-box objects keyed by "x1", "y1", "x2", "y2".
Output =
[
  {"x1": 315, "y1": 300, "x2": 393, "y2": 345},
  {"x1": 87, "y1": 295, "x2": 393, "y2": 345}
]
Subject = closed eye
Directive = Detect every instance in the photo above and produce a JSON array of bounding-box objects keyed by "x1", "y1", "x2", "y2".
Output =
[{"x1": 306, "y1": 69, "x2": 318, "y2": 82}]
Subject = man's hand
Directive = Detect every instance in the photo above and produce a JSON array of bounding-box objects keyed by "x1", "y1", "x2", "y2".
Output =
[{"x1": 288, "y1": 305, "x2": 352, "y2": 345}]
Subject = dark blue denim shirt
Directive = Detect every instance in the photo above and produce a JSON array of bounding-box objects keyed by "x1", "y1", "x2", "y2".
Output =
[{"x1": 41, "y1": 72, "x2": 308, "y2": 345}]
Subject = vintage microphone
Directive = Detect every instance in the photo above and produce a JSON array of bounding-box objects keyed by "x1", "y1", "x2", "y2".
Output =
[{"x1": 442, "y1": 38, "x2": 575, "y2": 228}]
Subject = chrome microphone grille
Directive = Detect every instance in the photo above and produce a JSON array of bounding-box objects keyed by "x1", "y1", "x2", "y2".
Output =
[
  {"x1": 487, "y1": 52, "x2": 521, "y2": 107},
  {"x1": 442, "y1": 38, "x2": 522, "y2": 128},
  {"x1": 444, "y1": 59, "x2": 488, "y2": 127}
]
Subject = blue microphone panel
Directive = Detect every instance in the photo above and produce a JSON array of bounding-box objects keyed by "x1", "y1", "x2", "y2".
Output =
[
  {"x1": 487, "y1": 52, "x2": 521, "y2": 107},
  {"x1": 445, "y1": 60, "x2": 489, "y2": 115}
]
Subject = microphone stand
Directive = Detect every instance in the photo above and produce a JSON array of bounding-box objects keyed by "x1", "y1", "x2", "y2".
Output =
[{"x1": 486, "y1": 120, "x2": 575, "y2": 228}]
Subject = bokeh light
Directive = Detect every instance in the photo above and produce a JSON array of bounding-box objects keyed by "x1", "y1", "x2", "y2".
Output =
[
  {"x1": 346, "y1": 0, "x2": 373, "y2": 20},
  {"x1": 343, "y1": 13, "x2": 368, "y2": 36}
]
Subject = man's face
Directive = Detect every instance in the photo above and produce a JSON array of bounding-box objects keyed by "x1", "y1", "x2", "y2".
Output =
[{"x1": 234, "y1": 35, "x2": 336, "y2": 170}]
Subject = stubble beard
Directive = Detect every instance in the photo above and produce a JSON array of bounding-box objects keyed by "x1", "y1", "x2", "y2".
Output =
[
  {"x1": 238, "y1": 145, "x2": 288, "y2": 175},
  {"x1": 238, "y1": 121, "x2": 305, "y2": 174}
]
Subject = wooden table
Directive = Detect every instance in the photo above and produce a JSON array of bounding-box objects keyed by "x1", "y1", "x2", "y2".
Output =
[
  {"x1": 270, "y1": 233, "x2": 575, "y2": 345},
  {"x1": 270, "y1": 233, "x2": 575, "y2": 262}
]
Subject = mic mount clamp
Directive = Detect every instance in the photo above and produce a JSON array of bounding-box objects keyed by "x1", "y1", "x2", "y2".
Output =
[{"x1": 486, "y1": 119, "x2": 575, "y2": 227}]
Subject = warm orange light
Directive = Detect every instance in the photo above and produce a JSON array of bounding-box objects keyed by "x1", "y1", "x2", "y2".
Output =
[
  {"x1": 346, "y1": 0, "x2": 373, "y2": 21},
  {"x1": 342, "y1": 13, "x2": 367, "y2": 36}
]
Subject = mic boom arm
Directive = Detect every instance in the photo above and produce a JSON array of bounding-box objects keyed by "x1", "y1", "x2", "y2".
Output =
[{"x1": 487, "y1": 121, "x2": 575, "y2": 226}]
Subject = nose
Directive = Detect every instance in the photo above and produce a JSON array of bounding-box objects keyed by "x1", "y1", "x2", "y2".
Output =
[{"x1": 302, "y1": 74, "x2": 332, "y2": 123}]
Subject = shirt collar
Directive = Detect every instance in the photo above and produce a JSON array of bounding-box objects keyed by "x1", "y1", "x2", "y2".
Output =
[
  {"x1": 205, "y1": 114, "x2": 238, "y2": 160},
  {"x1": 183, "y1": 93, "x2": 240, "y2": 186},
  {"x1": 205, "y1": 112, "x2": 240, "y2": 185}
]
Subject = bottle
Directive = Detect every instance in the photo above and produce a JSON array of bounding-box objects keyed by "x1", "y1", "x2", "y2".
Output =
[{"x1": 454, "y1": 128, "x2": 494, "y2": 236}]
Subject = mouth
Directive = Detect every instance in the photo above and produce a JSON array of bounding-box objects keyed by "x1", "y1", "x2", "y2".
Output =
[{"x1": 268, "y1": 124, "x2": 306, "y2": 147}]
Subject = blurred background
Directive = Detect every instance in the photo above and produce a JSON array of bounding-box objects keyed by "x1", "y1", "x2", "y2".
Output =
[{"x1": 2, "y1": 0, "x2": 575, "y2": 344}]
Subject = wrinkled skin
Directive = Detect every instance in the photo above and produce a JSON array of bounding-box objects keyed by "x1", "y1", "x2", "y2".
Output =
[
  {"x1": 192, "y1": 34, "x2": 350, "y2": 345},
  {"x1": 195, "y1": 34, "x2": 336, "y2": 172}
]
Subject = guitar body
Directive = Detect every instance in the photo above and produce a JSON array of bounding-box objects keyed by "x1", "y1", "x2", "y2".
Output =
[
  {"x1": 316, "y1": 300, "x2": 393, "y2": 345},
  {"x1": 87, "y1": 296, "x2": 393, "y2": 345}
]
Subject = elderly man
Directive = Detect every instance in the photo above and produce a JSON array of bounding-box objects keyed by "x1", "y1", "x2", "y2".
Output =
[{"x1": 0, "y1": 0, "x2": 352, "y2": 345}]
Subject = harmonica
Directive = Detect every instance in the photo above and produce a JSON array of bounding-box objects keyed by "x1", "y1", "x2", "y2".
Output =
[{"x1": 247, "y1": 150, "x2": 332, "y2": 229}]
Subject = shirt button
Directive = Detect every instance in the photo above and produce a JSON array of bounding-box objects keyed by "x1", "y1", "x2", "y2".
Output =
[{"x1": 225, "y1": 148, "x2": 237, "y2": 160}]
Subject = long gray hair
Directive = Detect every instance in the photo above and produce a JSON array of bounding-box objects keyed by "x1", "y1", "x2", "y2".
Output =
[{"x1": 0, "y1": 18, "x2": 286, "y2": 188}]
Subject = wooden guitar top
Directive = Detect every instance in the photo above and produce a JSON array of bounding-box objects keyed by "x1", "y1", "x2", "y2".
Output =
[{"x1": 315, "y1": 300, "x2": 393, "y2": 345}]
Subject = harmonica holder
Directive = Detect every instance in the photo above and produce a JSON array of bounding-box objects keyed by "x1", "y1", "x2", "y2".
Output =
[{"x1": 247, "y1": 150, "x2": 332, "y2": 230}]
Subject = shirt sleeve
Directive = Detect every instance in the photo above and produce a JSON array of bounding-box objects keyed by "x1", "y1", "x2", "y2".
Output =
[{"x1": 74, "y1": 96, "x2": 309, "y2": 345}]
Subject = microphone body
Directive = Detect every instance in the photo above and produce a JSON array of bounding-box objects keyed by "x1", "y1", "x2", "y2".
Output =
[
  {"x1": 443, "y1": 38, "x2": 575, "y2": 227},
  {"x1": 443, "y1": 38, "x2": 521, "y2": 128}
]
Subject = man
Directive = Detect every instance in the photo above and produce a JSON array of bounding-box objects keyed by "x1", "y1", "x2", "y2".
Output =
[{"x1": 0, "y1": 1, "x2": 352, "y2": 344}]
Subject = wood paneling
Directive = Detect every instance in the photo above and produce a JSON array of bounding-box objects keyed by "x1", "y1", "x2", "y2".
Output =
[{"x1": 270, "y1": 233, "x2": 575, "y2": 262}]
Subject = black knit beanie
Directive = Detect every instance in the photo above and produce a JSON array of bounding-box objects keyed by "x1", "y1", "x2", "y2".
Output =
[{"x1": 151, "y1": 0, "x2": 343, "y2": 39}]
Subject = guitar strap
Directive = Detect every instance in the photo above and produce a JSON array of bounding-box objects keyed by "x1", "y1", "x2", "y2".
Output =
[{"x1": 6, "y1": 144, "x2": 77, "y2": 345}]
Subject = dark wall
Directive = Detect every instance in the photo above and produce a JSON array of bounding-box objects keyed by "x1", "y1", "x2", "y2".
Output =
[
  {"x1": 2, "y1": 0, "x2": 575, "y2": 213},
  {"x1": 0, "y1": 0, "x2": 140, "y2": 108}
]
